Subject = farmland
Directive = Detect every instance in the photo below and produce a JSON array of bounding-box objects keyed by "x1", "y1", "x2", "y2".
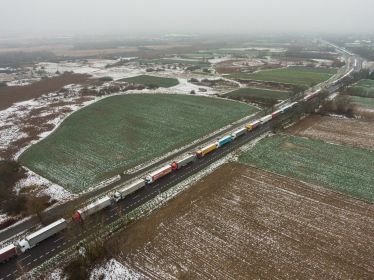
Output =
[
  {"x1": 238, "y1": 134, "x2": 374, "y2": 202},
  {"x1": 352, "y1": 96, "x2": 374, "y2": 109},
  {"x1": 107, "y1": 162, "x2": 374, "y2": 279},
  {"x1": 354, "y1": 79, "x2": 374, "y2": 90},
  {"x1": 226, "y1": 66, "x2": 337, "y2": 85},
  {"x1": 226, "y1": 87, "x2": 289, "y2": 100},
  {"x1": 117, "y1": 75, "x2": 179, "y2": 88},
  {"x1": 286, "y1": 115, "x2": 374, "y2": 150},
  {"x1": 19, "y1": 94, "x2": 258, "y2": 193},
  {"x1": 137, "y1": 59, "x2": 210, "y2": 67},
  {"x1": 202, "y1": 49, "x2": 283, "y2": 56}
]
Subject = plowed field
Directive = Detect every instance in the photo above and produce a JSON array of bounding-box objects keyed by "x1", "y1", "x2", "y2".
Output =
[{"x1": 107, "y1": 162, "x2": 374, "y2": 279}]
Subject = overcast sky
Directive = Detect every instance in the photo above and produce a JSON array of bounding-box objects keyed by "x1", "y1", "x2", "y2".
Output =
[{"x1": 1, "y1": 0, "x2": 373, "y2": 37}]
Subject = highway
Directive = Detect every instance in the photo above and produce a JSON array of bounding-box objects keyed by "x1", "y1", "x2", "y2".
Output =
[
  {"x1": 0, "y1": 42, "x2": 364, "y2": 279},
  {"x1": 0, "y1": 114, "x2": 288, "y2": 279}
]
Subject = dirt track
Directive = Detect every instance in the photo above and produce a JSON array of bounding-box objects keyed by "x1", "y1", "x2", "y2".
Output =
[
  {"x1": 286, "y1": 115, "x2": 374, "y2": 150},
  {"x1": 108, "y1": 162, "x2": 374, "y2": 279}
]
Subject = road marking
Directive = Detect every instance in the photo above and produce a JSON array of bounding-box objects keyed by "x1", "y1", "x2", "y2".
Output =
[
  {"x1": 53, "y1": 237, "x2": 65, "y2": 243},
  {"x1": 152, "y1": 185, "x2": 158, "y2": 188},
  {"x1": 20, "y1": 255, "x2": 30, "y2": 261},
  {"x1": 6, "y1": 275, "x2": 11, "y2": 278},
  {"x1": 110, "y1": 207, "x2": 118, "y2": 212},
  {"x1": 27, "y1": 262, "x2": 31, "y2": 266},
  {"x1": 46, "y1": 252, "x2": 49, "y2": 255},
  {"x1": 40, "y1": 255, "x2": 43, "y2": 258},
  {"x1": 78, "y1": 234, "x2": 81, "y2": 236},
  {"x1": 170, "y1": 175, "x2": 175, "y2": 178},
  {"x1": 63, "y1": 242, "x2": 66, "y2": 245},
  {"x1": 57, "y1": 246, "x2": 61, "y2": 248},
  {"x1": 51, "y1": 249, "x2": 55, "y2": 252},
  {"x1": 133, "y1": 195, "x2": 140, "y2": 199},
  {"x1": 13, "y1": 270, "x2": 17, "y2": 273},
  {"x1": 111, "y1": 215, "x2": 113, "y2": 218},
  {"x1": 106, "y1": 218, "x2": 109, "y2": 220},
  {"x1": 33, "y1": 259, "x2": 37, "y2": 262}
]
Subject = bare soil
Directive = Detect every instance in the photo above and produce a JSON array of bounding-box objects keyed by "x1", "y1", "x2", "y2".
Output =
[
  {"x1": 286, "y1": 115, "x2": 374, "y2": 150},
  {"x1": 0, "y1": 74, "x2": 91, "y2": 110},
  {"x1": 107, "y1": 162, "x2": 374, "y2": 279}
]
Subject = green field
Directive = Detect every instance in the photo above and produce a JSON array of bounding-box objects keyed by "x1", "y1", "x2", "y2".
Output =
[
  {"x1": 19, "y1": 94, "x2": 258, "y2": 193},
  {"x1": 181, "y1": 54, "x2": 215, "y2": 58},
  {"x1": 202, "y1": 49, "x2": 283, "y2": 56},
  {"x1": 352, "y1": 96, "x2": 374, "y2": 109},
  {"x1": 226, "y1": 88, "x2": 289, "y2": 100},
  {"x1": 137, "y1": 59, "x2": 210, "y2": 67},
  {"x1": 238, "y1": 134, "x2": 374, "y2": 202},
  {"x1": 226, "y1": 66, "x2": 337, "y2": 85},
  {"x1": 355, "y1": 79, "x2": 374, "y2": 90},
  {"x1": 117, "y1": 75, "x2": 179, "y2": 88}
]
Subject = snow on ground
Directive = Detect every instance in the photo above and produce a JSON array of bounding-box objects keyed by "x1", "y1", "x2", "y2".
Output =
[{"x1": 89, "y1": 259, "x2": 142, "y2": 280}]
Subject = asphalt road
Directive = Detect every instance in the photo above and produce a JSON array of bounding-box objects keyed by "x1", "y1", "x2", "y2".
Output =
[
  {"x1": 0, "y1": 44, "x2": 362, "y2": 279},
  {"x1": 0, "y1": 113, "x2": 287, "y2": 279}
]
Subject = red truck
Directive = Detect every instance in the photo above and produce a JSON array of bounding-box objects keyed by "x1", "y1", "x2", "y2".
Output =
[{"x1": 0, "y1": 244, "x2": 17, "y2": 264}]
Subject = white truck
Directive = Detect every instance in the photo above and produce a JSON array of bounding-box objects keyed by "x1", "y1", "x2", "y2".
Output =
[
  {"x1": 260, "y1": 114, "x2": 273, "y2": 124},
  {"x1": 114, "y1": 179, "x2": 146, "y2": 202},
  {"x1": 72, "y1": 196, "x2": 111, "y2": 223},
  {"x1": 146, "y1": 165, "x2": 173, "y2": 184},
  {"x1": 171, "y1": 155, "x2": 195, "y2": 170},
  {"x1": 18, "y1": 219, "x2": 67, "y2": 253},
  {"x1": 231, "y1": 127, "x2": 246, "y2": 139}
]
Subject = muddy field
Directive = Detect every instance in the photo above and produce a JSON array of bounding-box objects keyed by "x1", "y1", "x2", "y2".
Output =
[
  {"x1": 107, "y1": 162, "x2": 374, "y2": 279},
  {"x1": 0, "y1": 73, "x2": 91, "y2": 110},
  {"x1": 286, "y1": 115, "x2": 374, "y2": 150}
]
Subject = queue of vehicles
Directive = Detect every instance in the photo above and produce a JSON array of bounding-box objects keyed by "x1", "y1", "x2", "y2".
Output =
[{"x1": 0, "y1": 70, "x2": 354, "y2": 263}]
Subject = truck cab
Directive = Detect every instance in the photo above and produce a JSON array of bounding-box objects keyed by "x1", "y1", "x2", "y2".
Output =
[
  {"x1": 72, "y1": 212, "x2": 82, "y2": 223},
  {"x1": 18, "y1": 239, "x2": 30, "y2": 253},
  {"x1": 113, "y1": 191, "x2": 122, "y2": 202}
]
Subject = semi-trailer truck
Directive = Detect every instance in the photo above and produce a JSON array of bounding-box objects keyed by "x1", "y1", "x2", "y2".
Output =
[
  {"x1": 0, "y1": 244, "x2": 17, "y2": 263},
  {"x1": 246, "y1": 121, "x2": 260, "y2": 131},
  {"x1": 218, "y1": 135, "x2": 232, "y2": 147},
  {"x1": 171, "y1": 155, "x2": 195, "y2": 170},
  {"x1": 72, "y1": 196, "x2": 111, "y2": 223},
  {"x1": 260, "y1": 115, "x2": 272, "y2": 124},
  {"x1": 18, "y1": 219, "x2": 67, "y2": 253},
  {"x1": 196, "y1": 143, "x2": 218, "y2": 158},
  {"x1": 231, "y1": 127, "x2": 246, "y2": 139},
  {"x1": 114, "y1": 180, "x2": 146, "y2": 202},
  {"x1": 146, "y1": 165, "x2": 172, "y2": 184}
]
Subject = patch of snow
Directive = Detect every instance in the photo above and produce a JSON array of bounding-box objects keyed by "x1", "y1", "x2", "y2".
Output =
[{"x1": 90, "y1": 259, "x2": 142, "y2": 280}]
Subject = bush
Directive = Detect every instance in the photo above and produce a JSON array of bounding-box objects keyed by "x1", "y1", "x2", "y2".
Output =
[
  {"x1": 0, "y1": 82, "x2": 7, "y2": 87},
  {"x1": 147, "y1": 83, "x2": 159, "y2": 89},
  {"x1": 146, "y1": 68, "x2": 155, "y2": 72},
  {"x1": 99, "y1": 76, "x2": 113, "y2": 82},
  {"x1": 63, "y1": 259, "x2": 88, "y2": 280},
  {"x1": 188, "y1": 78, "x2": 199, "y2": 83},
  {"x1": 0, "y1": 160, "x2": 27, "y2": 202},
  {"x1": 2, "y1": 195, "x2": 27, "y2": 215},
  {"x1": 190, "y1": 90, "x2": 196, "y2": 94}
]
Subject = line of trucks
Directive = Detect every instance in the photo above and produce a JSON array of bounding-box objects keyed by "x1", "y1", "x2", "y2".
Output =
[{"x1": 0, "y1": 76, "x2": 354, "y2": 263}]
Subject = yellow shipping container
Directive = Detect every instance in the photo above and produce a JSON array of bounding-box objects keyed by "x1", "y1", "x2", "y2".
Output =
[{"x1": 202, "y1": 144, "x2": 217, "y2": 156}]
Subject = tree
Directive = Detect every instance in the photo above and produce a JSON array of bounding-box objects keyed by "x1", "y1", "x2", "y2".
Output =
[
  {"x1": 310, "y1": 81, "x2": 317, "y2": 89},
  {"x1": 315, "y1": 90, "x2": 329, "y2": 105},
  {"x1": 264, "y1": 98, "x2": 278, "y2": 114}
]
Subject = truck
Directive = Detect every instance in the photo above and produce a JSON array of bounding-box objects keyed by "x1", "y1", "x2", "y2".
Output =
[
  {"x1": 231, "y1": 127, "x2": 246, "y2": 139},
  {"x1": 260, "y1": 115, "x2": 273, "y2": 124},
  {"x1": 146, "y1": 165, "x2": 172, "y2": 184},
  {"x1": 72, "y1": 196, "x2": 111, "y2": 223},
  {"x1": 196, "y1": 143, "x2": 218, "y2": 158},
  {"x1": 18, "y1": 219, "x2": 67, "y2": 253},
  {"x1": 0, "y1": 244, "x2": 17, "y2": 263},
  {"x1": 114, "y1": 179, "x2": 146, "y2": 202},
  {"x1": 246, "y1": 121, "x2": 260, "y2": 131},
  {"x1": 218, "y1": 135, "x2": 232, "y2": 147},
  {"x1": 271, "y1": 110, "x2": 282, "y2": 119},
  {"x1": 171, "y1": 155, "x2": 195, "y2": 171}
]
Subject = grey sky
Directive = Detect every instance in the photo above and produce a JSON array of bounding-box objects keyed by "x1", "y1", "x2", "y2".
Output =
[{"x1": 1, "y1": 0, "x2": 373, "y2": 36}]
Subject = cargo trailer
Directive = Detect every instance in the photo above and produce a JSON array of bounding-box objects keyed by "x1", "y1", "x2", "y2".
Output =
[
  {"x1": 196, "y1": 143, "x2": 218, "y2": 158},
  {"x1": 290, "y1": 102, "x2": 298, "y2": 108},
  {"x1": 19, "y1": 219, "x2": 67, "y2": 252},
  {"x1": 114, "y1": 179, "x2": 146, "y2": 202},
  {"x1": 246, "y1": 121, "x2": 260, "y2": 131},
  {"x1": 231, "y1": 127, "x2": 246, "y2": 139},
  {"x1": 218, "y1": 135, "x2": 232, "y2": 147},
  {"x1": 72, "y1": 196, "x2": 111, "y2": 223},
  {"x1": 0, "y1": 244, "x2": 17, "y2": 263},
  {"x1": 171, "y1": 155, "x2": 195, "y2": 171},
  {"x1": 146, "y1": 165, "x2": 172, "y2": 184},
  {"x1": 271, "y1": 110, "x2": 282, "y2": 119},
  {"x1": 260, "y1": 115, "x2": 273, "y2": 124},
  {"x1": 281, "y1": 105, "x2": 291, "y2": 112}
]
